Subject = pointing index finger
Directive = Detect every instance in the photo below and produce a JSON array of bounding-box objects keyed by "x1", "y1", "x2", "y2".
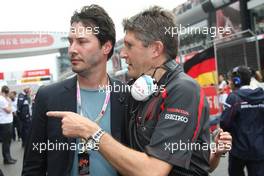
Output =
[{"x1": 46, "y1": 111, "x2": 69, "y2": 118}]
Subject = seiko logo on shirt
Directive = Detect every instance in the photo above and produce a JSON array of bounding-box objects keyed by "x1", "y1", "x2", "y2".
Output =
[{"x1": 164, "y1": 113, "x2": 188, "y2": 123}]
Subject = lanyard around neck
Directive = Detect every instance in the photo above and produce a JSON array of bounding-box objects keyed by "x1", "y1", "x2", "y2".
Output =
[{"x1": 76, "y1": 80, "x2": 110, "y2": 124}]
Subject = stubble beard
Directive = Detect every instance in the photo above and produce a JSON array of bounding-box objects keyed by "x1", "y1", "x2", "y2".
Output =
[{"x1": 72, "y1": 55, "x2": 102, "y2": 78}]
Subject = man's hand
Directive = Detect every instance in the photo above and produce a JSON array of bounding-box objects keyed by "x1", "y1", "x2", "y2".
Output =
[
  {"x1": 46, "y1": 111, "x2": 100, "y2": 139},
  {"x1": 214, "y1": 129, "x2": 232, "y2": 156},
  {"x1": 209, "y1": 129, "x2": 232, "y2": 172}
]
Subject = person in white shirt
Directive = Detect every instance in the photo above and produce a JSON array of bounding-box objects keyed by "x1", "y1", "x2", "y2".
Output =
[
  {"x1": 9, "y1": 91, "x2": 21, "y2": 141},
  {"x1": 0, "y1": 86, "x2": 17, "y2": 164},
  {"x1": 218, "y1": 74, "x2": 228, "y2": 108},
  {"x1": 250, "y1": 68, "x2": 264, "y2": 90}
]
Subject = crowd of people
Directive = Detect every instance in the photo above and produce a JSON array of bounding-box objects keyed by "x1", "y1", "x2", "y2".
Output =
[{"x1": 0, "y1": 86, "x2": 33, "y2": 175}]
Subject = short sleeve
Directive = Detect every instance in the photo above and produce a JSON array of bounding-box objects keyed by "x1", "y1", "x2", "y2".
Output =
[
  {"x1": 218, "y1": 81, "x2": 227, "y2": 89},
  {"x1": 145, "y1": 79, "x2": 203, "y2": 169},
  {"x1": 0, "y1": 97, "x2": 8, "y2": 109}
]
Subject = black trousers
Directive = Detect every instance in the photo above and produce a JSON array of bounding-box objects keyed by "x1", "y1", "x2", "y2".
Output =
[
  {"x1": 0, "y1": 123, "x2": 13, "y2": 161},
  {"x1": 229, "y1": 154, "x2": 264, "y2": 176},
  {"x1": 12, "y1": 113, "x2": 21, "y2": 140},
  {"x1": 0, "y1": 169, "x2": 4, "y2": 176},
  {"x1": 21, "y1": 119, "x2": 31, "y2": 147}
]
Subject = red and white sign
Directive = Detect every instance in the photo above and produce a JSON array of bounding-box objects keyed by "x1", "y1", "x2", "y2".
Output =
[
  {"x1": 203, "y1": 86, "x2": 222, "y2": 132},
  {"x1": 0, "y1": 34, "x2": 54, "y2": 50},
  {"x1": 203, "y1": 86, "x2": 221, "y2": 116},
  {"x1": 23, "y1": 69, "x2": 50, "y2": 78},
  {"x1": 0, "y1": 72, "x2": 4, "y2": 80},
  {"x1": 176, "y1": 51, "x2": 199, "y2": 63}
]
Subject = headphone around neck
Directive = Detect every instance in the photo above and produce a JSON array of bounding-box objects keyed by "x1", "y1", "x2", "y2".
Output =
[{"x1": 131, "y1": 59, "x2": 179, "y2": 101}]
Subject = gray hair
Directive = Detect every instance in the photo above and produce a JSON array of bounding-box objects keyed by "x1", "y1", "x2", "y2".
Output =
[{"x1": 123, "y1": 6, "x2": 178, "y2": 60}]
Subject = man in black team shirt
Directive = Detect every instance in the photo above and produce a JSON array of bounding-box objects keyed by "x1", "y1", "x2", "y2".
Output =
[{"x1": 47, "y1": 6, "x2": 231, "y2": 176}]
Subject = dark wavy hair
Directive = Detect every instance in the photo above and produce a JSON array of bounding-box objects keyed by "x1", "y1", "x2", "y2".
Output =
[{"x1": 71, "y1": 4, "x2": 116, "y2": 60}]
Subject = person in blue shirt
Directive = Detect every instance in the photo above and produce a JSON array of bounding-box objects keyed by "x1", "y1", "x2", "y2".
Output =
[{"x1": 17, "y1": 87, "x2": 32, "y2": 147}]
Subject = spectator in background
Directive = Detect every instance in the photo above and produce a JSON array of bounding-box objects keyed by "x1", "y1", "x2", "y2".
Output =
[
  {"x1": 220, "y1": 66, "x2": 264, "y2": 176},
  {"x1": 250, "y1": 68, "x2": 264, "y2": 90},
  {"x1": 17, "y1": 87, "x2": 32, "y2": 147},
  {"x1": 0, "y1": 86, "x2": 17, "y2": 164},
  {"x1": 9, "y1": 91, "x2": 21, "y2": 141},
  {"x1": 218, "y1": 74, "x2": 229, "y2": 108},
  {"x1": 255, "y1": 70, "x2": 263, "y2": 82}
]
